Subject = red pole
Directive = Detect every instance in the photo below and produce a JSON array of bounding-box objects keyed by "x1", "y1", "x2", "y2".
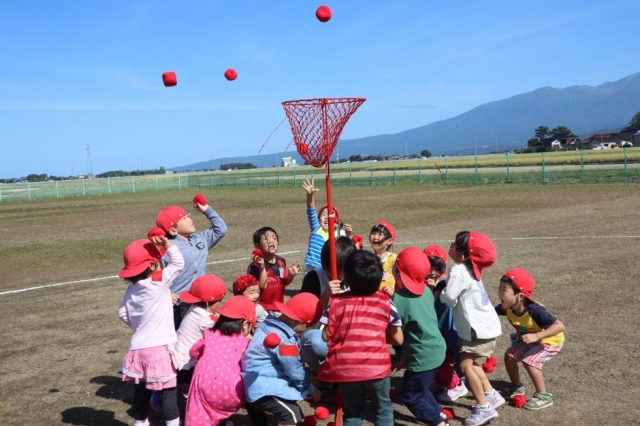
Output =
[{"x1": 325, "y1": 162, "x2": 337, "y2": 280}]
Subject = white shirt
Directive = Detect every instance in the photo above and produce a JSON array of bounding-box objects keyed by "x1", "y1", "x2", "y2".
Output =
[
  {"x1": 440, "y1": 263, "x2": 501, "y2": 341},
  {"x1": 175, "y1": 305, "x2": 215, "y2": 370},
  {"x1": 118, "y1": 246, "x2": 185, "y2": 350}
]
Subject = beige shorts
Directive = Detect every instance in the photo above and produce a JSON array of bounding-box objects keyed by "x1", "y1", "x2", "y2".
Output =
[{"x1": 459, "y1": 330, "x2": 496, "y2": 358}]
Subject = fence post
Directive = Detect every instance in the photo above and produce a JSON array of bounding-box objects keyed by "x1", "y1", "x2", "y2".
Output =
[
  {"x1": 178, "y1": 175, "x2": 181, "y2": 190},
  {"x1": 262, "y1": 168, "x2": 265, "y2": 187},
  {"x1": 541, "y1": 152, "x2": 546, "y2": 185},
  {"x1": 393, "y1": 159, "x2": 397, "y2": 183},
  {"x1": 579, "y1": 149, "x2": 585, "y2": 183},
  {"x1": 155, "y1": 176, "x2": 159, "y2": 191},
  {"x1": 209, "y1": 172, "x2": 212, "y2": 188},
  {"x1": 474, "y1": 156, "x2": 479, "y2": 186},
  {"x1": 108, "y1": 177, "x2": 112, "y2": 194},
  {"x1": 0, "y1": 186, "x2": 2, "y2": 202},
  {"x1": 369, "y1": 161, "x2": 374, "y2": 186},
  {"x1": 277, "y1": 166, "x2": 281, "y2": 187},
  {"x1": 445, "y1": 156, "x2": 449, "y2": 184},
  {"x1": 293, "y1": 166, "x2": 297, "y2": 187},
  {"x1": 418, "y1": 158, "x2": 422, "y2": 182},
  {"x1": 349, "y1": 162, "x2": 353, "y2": 186},
  {"x1": 27, "y1": 182, "x2": 32, "y2": 200},
  {"x1": 55, "y1": 181, "x2": 60, "y2": 198},
  {"x1": 505, "y1": 152, "x2": 511, "y2": 183},
  {"x1": 131, "y1": 176, "x2": 135, "y2": 193},
  {"x1": 82, "y1": 179, "x2": 86, "y2": 196},
  {"x1": 624, "y1": 147, "x2": 628, "y2": 183}
]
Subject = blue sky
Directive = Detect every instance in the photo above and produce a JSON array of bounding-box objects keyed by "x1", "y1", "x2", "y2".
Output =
[{"x1": 1, "y1": 0, "x2": 640, "y2": 178}]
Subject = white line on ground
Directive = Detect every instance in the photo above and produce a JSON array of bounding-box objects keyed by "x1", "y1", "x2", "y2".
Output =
[{"x1": 1, "y1": 236, "x2": 638, "y2": 296}]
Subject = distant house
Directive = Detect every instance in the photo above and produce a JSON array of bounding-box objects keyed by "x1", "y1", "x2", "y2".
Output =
[
  {"x1": 633, "y1": 131, "x2": 640, "y2": 146},
  {"x1": 538, "y1": 132, "x2": 581, "y2": 150},
  {"x1": 282, "y1": 156, "x2": 297, "y2": 167},
  {"x1": 582, "y1": 132, "x2": 632, "y2": 149}
]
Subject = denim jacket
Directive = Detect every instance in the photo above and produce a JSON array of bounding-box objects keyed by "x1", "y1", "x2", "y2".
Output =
[{"x1": 241, "y1": 316, "x2": 314, "y2": 402}]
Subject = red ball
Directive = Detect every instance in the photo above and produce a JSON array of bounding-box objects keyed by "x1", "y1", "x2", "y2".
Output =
[
  {"x1": 224, "y1": 68, "x2": 238, "y2": 81},
  {"x1": 442, "y1": 407, "x2": 455, "y2": 419},
  {"x1": 327, "y1": 423, "x2": 337, "y2": 426},
  {"x1": 263, "y1": 332, "x2": 281, "y2": 349},
  {"x1": 487, "y1": 356, "x2": 499, "y2": 367},
  {"x1": 512, "y1": 395, "x2": 527, "y2": 408},
  {"x1": 316, "y1": 5, "x2": 332, "y2": 22},
  {"x1": 297, "y1": 142, "x2": 310, "y2": 156},
  {"x1": 482, "y1": 362, "x2": 494, "y2": 373},
  {"x1": 162, "y1": 71, "x2": 177, "y2": 87},
  {"x1": 303, "y1": 415, "x2": 317, "y2": 426},
  {"x1": 193, "y1": 193, "x2": 207, "y2": 207},
  {"x1": 147, "y1": 227, "x2": 166, "y2": 241},
  {"x1": 315, "y1": 407, "x2": 329, "y2": 420},
  {"x1": 252, "y1": 248, "x2": 264, "y2": 259}
]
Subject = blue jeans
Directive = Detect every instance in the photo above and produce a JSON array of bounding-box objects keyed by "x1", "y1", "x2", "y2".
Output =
[
  {"x1": 339, "y1": 376, "x2": 393, "y2": 426},
  {"x1": 403, "y1": 368, "x2": 443, "y2": 425},
  {"x1": 300, "y1": 329, "x2": 328, "y2": 372}
]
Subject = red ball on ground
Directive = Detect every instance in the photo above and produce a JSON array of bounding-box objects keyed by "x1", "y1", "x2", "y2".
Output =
[
  {"x1": 327, "y1": 423, "x2": 337, "y2": 426},
  {"x1": 512, "y1": 395, "x2": 527, "y2": 408},
  {"x1": 224, "y1": 68, "x2": 238, "y2": 81},
  {"x1": 442, "y1": 407, "x2": 455, "y2": 419},
  {"x1": 193, "y1": 194, "x2": 207, "y2": 207},
  {"x1": 302, "y1": 415, "x2": 317, "y2": 426},
  {"x1": 315, "y1": 406, "x2": 329, "y2": 420},
  {"x1": 487, "y1": 356, "x2": 499, "y2": 366},
  {"x1": 263, "y1": 332, "x2": 281, "y2": 349},
  {"x1": 482, "y1": 362, "x2": 494, "y2": 373},
  {"x1": 147, "y1": 227, "x2": 166, "y2": 241},
  {"x1": 162, "y1": 71, "x2": 177, "y2": 87},
  {"x1": 316, "y1": 5, "x2": 332, "y2": 22}
]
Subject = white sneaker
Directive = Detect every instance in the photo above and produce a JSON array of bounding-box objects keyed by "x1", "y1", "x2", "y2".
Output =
[{"x1": 438, "y1": 381, "x2": 469, "y2": 402}]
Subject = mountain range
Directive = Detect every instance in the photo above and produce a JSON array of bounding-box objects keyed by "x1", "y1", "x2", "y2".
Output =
[{"x1": 171, "y1": 72, "x2": 640, "y2": 171}]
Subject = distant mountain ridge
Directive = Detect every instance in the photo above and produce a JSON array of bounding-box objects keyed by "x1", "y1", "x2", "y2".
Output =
[{"x1": 171, "y1": 72, "x2": 640, "y2": 171}]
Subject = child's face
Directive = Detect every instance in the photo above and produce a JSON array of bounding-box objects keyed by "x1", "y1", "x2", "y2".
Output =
[
  {"x1": 448, "y1": 242, "x2": 464, "y2": 264},
  {"x1": 369, "y1": 231, "x2": 393, "y2": 254},
  {"x1": 425, "y1": 267, "x2": 442, "y2": 290},
  {"x1": 256, "y1": 231, "x2": 279, "y2": 255},
  {"x1": 318, "y1": 208, "x2": 330, "y2": 232},
  {"x1": 498, "y1": 281, "x2": 521, "y2": 311},
  {"x1": 172, "y1": 214, "x2": 196, "y2": 236},
  {"x1": 243, "y1": 285, "x2": 261, "y2": 305}
]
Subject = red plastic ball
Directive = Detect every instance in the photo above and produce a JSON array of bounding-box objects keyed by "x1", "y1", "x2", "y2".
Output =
[
  {"x1": 315, "y1": 407, "x2": 329, "y2": 420},
  {"x1": 147, "y1": 227, "x2": 166, "y2": 241},
  {"x1": 193, "y1": 194, "x2": 207, "y2": 208},
  {"x1": 224, "y1": 68, "x2": 238, "y2": 81},
  {"x1": 263, "y1": 332, "x2": 281, "y2": 349},
  {"x1": 252, "y1": 249, "x2": 264, "y2": 259},
  {"x1": 482, "y1": 362, "x2": 495, "y2": 373},
  {"x1": 442, "y1": 407, "x2": 455, "y2": 419},
  {"x1": 303, "y1": 415, "x2": 317, "y2": 426},
  {"x1": 487, "y1": 356, "x2": 499, "y2": 366},
  {"x1": 162, "y1": 71, "x2": 177, "y2": 87},
  {"x1": 512, "y1": 395, "x2": 527, "y2": 408},
  {"x1": 297, "y1": 142, "x2": 310, "y2": 156},
  {"x1": 316, "y1": 5, "x2": 332, "y2": 22},
  {"x1": 327, "y1": 423, "x2": 337, "y2": 426}
]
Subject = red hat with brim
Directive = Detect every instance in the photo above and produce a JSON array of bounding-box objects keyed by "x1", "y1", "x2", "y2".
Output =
[
  {"x1": 233, "y1": 274, "x2": 259, "y2": 295},
  {"x1": 216, "y1": 295, "x2": 256, "y2": 327},
  {"x1": 318, "y1": 205, "x2": 341, "y2": 221},
  {"x1": 119, "y1": 239, "x2": 162, "y2": 278},
  {"x1": 468, "y1": 232, "x2": 496, "y2": 280},
  {"x1": 503, "y1": 268, "x2": 537, "y2": 303},
  {"x1": 274, "y1": 293, "x2": 323, "y2": 324},
  {"x1": 396, "y1": 247, "x2": 430, "y2": 295},
  {"x1": 180, "y1": 274, "x2": 227, "y2": 304},
  {"x1": 423, "y1": 245, "x2": 448, "y2": 264},
  {"x1": 156, "y1": 206, "x2": 188, "y2": 232},
  {"x1": 375, "y1": 221, "x2": 396, "y2": 240}
]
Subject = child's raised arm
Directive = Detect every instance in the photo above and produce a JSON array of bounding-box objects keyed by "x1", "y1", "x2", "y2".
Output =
[{"x1": 303, "y1": 178, "x2": 319, "y2": 209}]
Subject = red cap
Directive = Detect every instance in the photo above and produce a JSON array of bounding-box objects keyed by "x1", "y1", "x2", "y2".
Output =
[
  {"x1": 119, "y1": 239, "x2": 162, "y2": 278},
  {"x1": 375, "y1": 221, "x2": 396, "y2": 240},
  {"x1": 423, "y1": 245, "x2": 448, "y2": 264},
  {"x1": 395, "y1": 247, "x2": 430, "y2": 295},
  {"x1": 275, "y1": 293, "x2": 322, "y2": 324},
  {"x1": 156, "y1": 206, "x2": 188, "y2": 232},
  {"x1": 233, "y1": 274, "x2": 259, "y2": 295},
  {"x1": 503, "y1": 268, "x2": 536, "y2": 302},
  {"x1": 216, "y1": 295, "x2": 256, "y2": 327},
  {"x1": 180, "y1": 274, "x2": 227, "y2": 304},
  {"x1": 468, "y1": 232, "x2": 496, "y2": 280},
  {"x1": 318, "y1": 205, "x2": 341, "y2": 221}
]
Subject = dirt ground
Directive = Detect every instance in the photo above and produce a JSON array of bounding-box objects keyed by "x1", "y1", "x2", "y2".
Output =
[{"x1": 1, "y1": 183, "x2": 639, "y2": 425}]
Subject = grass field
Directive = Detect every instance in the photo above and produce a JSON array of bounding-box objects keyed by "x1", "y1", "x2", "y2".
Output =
[{"x1": 1, "y1": 183, "x2": 639, "y2": 425}]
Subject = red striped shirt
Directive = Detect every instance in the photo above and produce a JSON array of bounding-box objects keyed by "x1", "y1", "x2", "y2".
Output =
[{"x1": 318, "y1": 292, "x2": 392, "y2": 382}]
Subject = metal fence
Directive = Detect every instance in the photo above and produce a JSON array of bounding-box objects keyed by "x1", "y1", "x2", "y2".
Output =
[{"x1": 2, "y1": 150, "x2": 639, "y2": 202}]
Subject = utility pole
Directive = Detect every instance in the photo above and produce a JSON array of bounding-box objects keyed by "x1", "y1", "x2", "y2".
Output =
[{"x1": 86, "y1": 144, "x2": 94, "y2": 177}]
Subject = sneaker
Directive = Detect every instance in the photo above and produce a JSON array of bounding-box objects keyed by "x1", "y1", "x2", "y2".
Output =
[
  {"x1": 524, "y1": 392, "x2": 553, "y2": 410},
  {"x1": 486, "y1": 389, "x2": 505, "y2": 409},
  {"x1": 509, "y1": 383, "x2": 525, "y2": 398},
  {"x1": 464, "y1": 405, "x2": 498, "y2": 426},
  {"x1": 438, "y1": 382, "x2": 469, "y2": 402}
]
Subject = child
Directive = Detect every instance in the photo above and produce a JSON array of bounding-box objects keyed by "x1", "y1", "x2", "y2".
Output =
[
  {"x1": 440, "y1": 231, "x2": 504, "y2": 426},
  {"x1": 392, "y1": 247, "x2": 449, "y2": 426},
  {"x1": 174, "y1": 274, "x2": 227, "y2": 387},
  {"x1": 497, "y1": 268, "x2": 565, "y2": 410},
  {"x1": 156, "y1": 195, "x2": 227, "y2": 327},
  {"x1": 318, "y1": 250, "x2": 404, "y2": 426},
  {"x1": 302, "y1": 178, "x2": 352, "y2": 273},
  {"x1": 424, "y1": 245, "x2": 467, "y2": 403},
  {"x1": 248, "y1": 227, "x2": 301, "y2": 314},
  {"x1": 241, "y1": 293, "x2": 323, "y2": 426},
  {"x1": 369, "y1": 221, "x2": 397, "y2": 294},
  {"x1": 233, "y1": 273, "x2": 268, "y2": 324},
  {"x1": 118, "y1": 236, "x2": 184, "y2": 426},
  {"x1": 185, "y1": 295, "x2": 256, "y2": 426}
]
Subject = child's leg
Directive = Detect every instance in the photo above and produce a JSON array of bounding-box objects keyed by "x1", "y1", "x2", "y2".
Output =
[
  {"x1": 460, "y1": 354, "x2": 495, "y2": 406},
  {"x1": 161, "y1": 387, "x2": 180, "y2": 425},
  {"x1": 369, "y1": 377, "x2": 394, "y2": 426},
  {"x1": 339, "y1": 381, "x2": 366, "y2": 426},
  {"x1": 504, "y1": 352, "x2": 521, "y2": 385},
  {"x1": 523, "y1": 363, "x2": 546, "y2": 393},
  {"x1": 402, "y1": 369, "x2": 444, "y2": 425},
  {"x1": 133, "y1": 382, "x2": 151, "y2": 422}
]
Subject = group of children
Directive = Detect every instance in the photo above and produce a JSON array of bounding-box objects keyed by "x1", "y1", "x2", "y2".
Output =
[{"x1": 117, "y1": 185, "x2": 565, "y2": 426}]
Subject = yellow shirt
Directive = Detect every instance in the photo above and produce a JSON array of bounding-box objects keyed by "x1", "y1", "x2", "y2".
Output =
[{"x1": 379, "y1": 252, "x2": 398, "y2": 291}]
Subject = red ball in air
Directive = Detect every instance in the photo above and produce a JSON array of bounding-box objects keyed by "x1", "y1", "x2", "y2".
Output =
[
  {"x1": 512, "y1": 395, "x2": 527, "y2": 408},
  {"x1": 316, "y1": 5, "x2": 332, "y2": 22},
  {"x1": 147, "y1": 227, "x2": 166, "y2": 241},
  {"x1": 297, "y1": 142, "x2": 310, "y2": 156},
  {"x1": 487, "y1": 356, "x2": 499, "y2": 367},
  {"x1": 193, "y1": 194, "x2": 207, "y2": 208},
  {"x1": 162, "y1": 71, "x2": 177, "y2": 87},
  {"x1": 224, "y1": 68, "x2": 238, "y2": 81},
  {"x1": 442, "y1": 407, "x2": 455, "y2": 419},
  {"x1": 263, "y1": 332, "x2": 281, "y2": 349},
  {"x1": 482, "y1": 362, "x2": 495, "y2": 373},
  {"x1": 315, "y1": 407, "x2": 329, "y2": 420}
]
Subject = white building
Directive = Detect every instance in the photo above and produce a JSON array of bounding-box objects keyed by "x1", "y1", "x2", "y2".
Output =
[{"x1": 282, "y1": 156, "x2": 297, "y2": 167}]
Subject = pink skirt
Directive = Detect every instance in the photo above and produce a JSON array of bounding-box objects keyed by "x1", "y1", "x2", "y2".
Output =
[{"x1": 122, "y1": 345, "x2": 177, "y2": 390}]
